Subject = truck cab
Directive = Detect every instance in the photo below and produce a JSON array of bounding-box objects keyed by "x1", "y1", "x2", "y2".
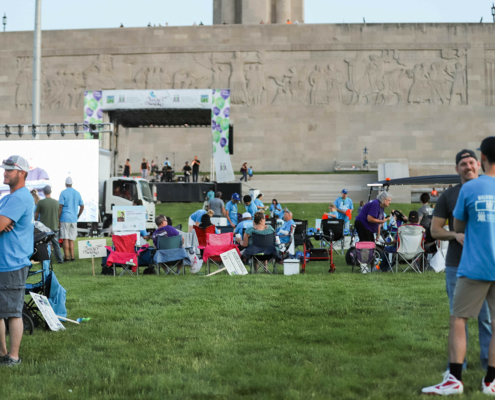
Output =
[{"x1": 101, "y1": 177, "x2": 155, "y2": 230}]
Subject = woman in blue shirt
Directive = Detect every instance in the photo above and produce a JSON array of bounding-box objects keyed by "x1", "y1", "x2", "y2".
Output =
[
  {"x1": 254, "y1": 193, "x2": 267, "y2": 212},
  {"x1": 269, "y1": 199, "x2": 282, "y2": 215}
]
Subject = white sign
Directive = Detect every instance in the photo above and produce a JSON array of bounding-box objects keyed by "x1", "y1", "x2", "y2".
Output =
[
  {"x1": 102, "y1": 89, "x2": 212, "y2": 110},
  {"x1": 30, "y1": 292, "x2": 66, "y2": 332},
  {"x1": 113, "y1": 206, "x2": 146, "y2": 231},
  {"x1": 78, "y1": 239, "x2": 107, "y2": 259},
  {"x1": 0, "y1": 140, "x2": 99, "y2": 222},
  {"x1": 220, "y1": 249, "x2": 248, "y2": 276}
]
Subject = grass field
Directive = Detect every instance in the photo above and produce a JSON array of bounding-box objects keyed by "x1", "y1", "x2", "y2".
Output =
[{"x1": 0, "y1": 203, "x2": 487, "y2": 399}]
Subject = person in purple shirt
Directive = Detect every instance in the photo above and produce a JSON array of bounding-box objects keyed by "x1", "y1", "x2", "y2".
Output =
[
  {"x1": 354, "y1": 192, "x2": 392, "y2": 242},
  {"x1": 152, "y1": 214, "x2": 181, "y2": 248}
]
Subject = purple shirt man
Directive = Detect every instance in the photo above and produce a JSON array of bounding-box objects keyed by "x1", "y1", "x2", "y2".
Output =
[
  {"x1": 355, "y1": 199, "x2": 384, "y2": 233},
  {"x1": 152, "y1": 215, "x2": 180, "y2": 247}
]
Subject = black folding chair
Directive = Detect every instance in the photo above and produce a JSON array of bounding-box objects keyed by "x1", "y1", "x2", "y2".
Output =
[
  {"x1": 156, "y1": 235, "x2": 183, "y2": 275},
  {"x1": 250, "y1": 232, "x2": 278, "y2": 274},
  {"x1": 293, "y1": 219, "x2": 308, "y2": 250},
  {"x1": 321, "y1": 219, "x2": 345, "y2": 255}
]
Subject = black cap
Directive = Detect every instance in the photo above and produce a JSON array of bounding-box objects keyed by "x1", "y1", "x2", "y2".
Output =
[
  {"x1": 455, "y1": 149, "x2": 477, "y2": 165},
  {"x1": 478, "y1": 137, "x2": 495, "y2": 159},
  {"x1": 408, "y1": 210, "x2": 419, "y2": 223}
]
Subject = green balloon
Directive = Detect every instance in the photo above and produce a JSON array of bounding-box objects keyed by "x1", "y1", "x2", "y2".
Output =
[
  {"x1": 216, "y1": 117, "x2": 223, "y2": 127},
  {"x1": 89, "y1": 117, "x2": 97, "y2": 124},
  {"x1": 215, "y1": 97, "x2": 225, "y2": 109},
  {"x1": 213, "y1": 144, "x2": 217, "y2": 153},
  {"x1": 224, "y1": 146, "x2": 229, "y2": 154},
  {"x1": 89, "y1": 99, "x2": 98, "y2": 111},
  {"x1": 84, "y1": 97, "x2": 88, "y2": 106},
  {"x1": 213, "y1": 131, "x2": 221, "y2": 143},
  {"x1": 220, "y1": 119, "x2": 230, "y2": 132}
]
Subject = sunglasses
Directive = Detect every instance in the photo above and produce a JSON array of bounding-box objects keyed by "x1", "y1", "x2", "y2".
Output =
[{"x1": 2, "y1": 159, "x2": 21, "y2": 169}]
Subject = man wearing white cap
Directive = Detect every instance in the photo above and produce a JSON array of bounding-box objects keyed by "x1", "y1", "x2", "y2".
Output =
[
  {"x1": 0, "y1": 156, "x2": 34, "y2": 367},
  {"x1": 235, "y1": 212, "x2": 254, "y2": 245},
  {"x1": 58, "y1": 177, "x2": 84, "y2": 262}
]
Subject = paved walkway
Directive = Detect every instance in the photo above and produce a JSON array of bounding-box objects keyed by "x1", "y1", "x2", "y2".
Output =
[{"x1": 235, "y1": 174, "x2": 378, "y2": 203}]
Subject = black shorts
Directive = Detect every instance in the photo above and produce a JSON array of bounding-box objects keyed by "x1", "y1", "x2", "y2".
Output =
[
  {"x1": 354, "y1": 220, "x2": 375, "y2": 242},
  {"x1": 0, "y1": 266, "x2": 30, "y2": 319}
]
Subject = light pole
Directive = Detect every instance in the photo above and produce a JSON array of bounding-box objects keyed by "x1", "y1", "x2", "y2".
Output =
[
  {"x1": 2, "y1": 13, "x2": 6, "y2": 32},
  {"x1": 32, "y1": 0, "x2": 42, "y2": 132},
  {"x1": 492, "y1": 3, "x2": 495, "y2": 22}
]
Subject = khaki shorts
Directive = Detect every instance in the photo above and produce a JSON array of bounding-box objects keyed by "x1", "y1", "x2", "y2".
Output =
[
  {"x1": 60, "y1": 222, "x2": 78, "y2": 241},
  {"x1": 0, "y1": 266, "x2": 30, "y2": 319},
  {"x1": 453, "y1": 277, "x2": 495, "y2": 320}
]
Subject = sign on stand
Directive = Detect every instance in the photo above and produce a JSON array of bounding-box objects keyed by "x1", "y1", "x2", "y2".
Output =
[
  {"x1": 30, "y1": 292, "x2": 66, "y2": 331},
  {"x1": 205, "y1": 249, "x2": 249, "y2": 276},
  {"x1": 79, "y1": 239, "x2": 107, "y2": 276},
  {"x1": 112, "y1": 206, "x2": 146, "y2": 232}
]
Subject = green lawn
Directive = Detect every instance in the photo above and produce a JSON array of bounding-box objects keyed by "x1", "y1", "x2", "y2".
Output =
[{"x1": 2, "y1": 203, "x2": 485, "y2": 399}]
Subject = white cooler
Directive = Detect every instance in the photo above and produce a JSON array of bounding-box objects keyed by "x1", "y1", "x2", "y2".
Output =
[{"x1": 283, "y1": 259, "x2": 300, "y2": 275}]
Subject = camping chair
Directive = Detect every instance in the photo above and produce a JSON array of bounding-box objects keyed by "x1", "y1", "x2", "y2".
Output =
[
  {"x1": 204, "y1": 232, "x2": 238, "y2": 274},
  {"x1": 293, "y1": 219, "x2": 308, "y2": 250},
  {"x1": 249, "y1": 232, "x2": 278, "y2": 274},
  {"x1": 193, "y1": 225, "x2": 216, "y2": 254},
  {"x1": 279, "y1": 225, "x2": 296, "y2": 260},
  {"x1": 394, "y1": 225, "x2": 426, "y2": 273},
  {"x1": 350, "y1": 242, "x2": 376, "y2": 274},
  {"x1": 155, "y1": 235, "x2": 187, "y2": 275},
  {"x1": 321, "y1": 219, "x2": 345, "y2": 255},
  {"x1": 218, "y1": 226, "x2": 235, "y2": 234},
  {"x1": 24, "y1": 270, "x2": 53, "y2": 329},
  {"x1": 105, "y1": 234, "x2": 149, "y2": 276}
]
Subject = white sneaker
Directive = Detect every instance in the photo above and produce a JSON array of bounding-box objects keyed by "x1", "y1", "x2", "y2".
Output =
[
  {"x1": 422, "y1": 372, "x2": 463, "y2": 395},
  {"x1": 482, "y1": 378, "x2": 495, "y2": 395}
]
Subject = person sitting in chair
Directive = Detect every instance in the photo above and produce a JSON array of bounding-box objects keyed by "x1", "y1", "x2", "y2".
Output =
[
  {"x1": 199, "y1": 210, "x2": 220, "y2": 234},
  {"x1": 152, "y1": 215, "x2": 181, "y2": 247},
  {"x1": 323, "y1": 204, "x2": 338, "y2": 220},
  {"x1": 237, "y1": 212, "x2": 275, "y2": 248},
  {"x1": 235, "y1": 212, "x2": 254, "y2": 239},
  {"x1": 277, "y1": 210, "x2": 295, "y2": 244}
]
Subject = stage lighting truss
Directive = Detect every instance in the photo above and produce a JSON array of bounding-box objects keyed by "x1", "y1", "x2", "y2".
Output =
[{"x1": 0, "y1": 123, "x2": 114, "y2": 138}]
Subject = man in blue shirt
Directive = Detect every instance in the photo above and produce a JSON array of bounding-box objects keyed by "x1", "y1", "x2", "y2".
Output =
[
  {"x1": 0, "y1": 156, "x2": 34, "y2": 367},
  {"x1": 58, "y1": 177, "x2": 84, "y2": 262},
  {"x1": 335, "y1": 189, "x2": 353, "y2": 231},
  {"x1": 188, "y1": 209, "x2": 207, "y2": 232},
  {"x1": 277, "y1": 210, "x2": 296, "y2": 244},
  {"x1": 235, "y1": 212, "x2": 254, "y2": 237},
  {"x1": 423, "y1": 137, "x2": 495, "y2": 395},
  {"x1": 225, "y1": 193, "x2": 240, "y2": 227},
  {"x1": 243, "y1": 195, "x2": 258, "y2": 217}
]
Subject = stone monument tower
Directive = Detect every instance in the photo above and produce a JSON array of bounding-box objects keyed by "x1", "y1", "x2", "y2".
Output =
[{"x1": 213, "y1": 0, "x2": 304, "y2": 25}]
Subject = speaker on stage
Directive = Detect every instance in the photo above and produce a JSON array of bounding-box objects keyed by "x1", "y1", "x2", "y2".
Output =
[{"x1": 229, "y1": 125, "x2": 234, "y2": 155}]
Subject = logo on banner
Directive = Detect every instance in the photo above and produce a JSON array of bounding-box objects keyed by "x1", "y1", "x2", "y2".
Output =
[
  {"x1": 201, "y1": 94, "x2": 209, "y2": 103},
  {"x1": 119, "y1": 95, "x2": 125, "y2": 103},
  {"x1": 220, "y1": 163, "x2": 227, "y2": 171},
  {"x1": 150, "y1": 92, "x2": 156, "y2": 98},
  {"x1": 173, "y1": 95, "x2": 180, "y2": 103},
  {"x1": 107, "y1": 96, "x2": 115, "y2": 104}
]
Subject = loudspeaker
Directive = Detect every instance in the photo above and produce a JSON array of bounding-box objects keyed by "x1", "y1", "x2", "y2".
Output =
[{"x1": 229, "y1": 124, "x2": 234, "y2": 155}]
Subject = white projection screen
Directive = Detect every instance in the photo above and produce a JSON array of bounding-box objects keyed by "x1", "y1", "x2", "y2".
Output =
[{"x1": 0, "y1": 140, "x2": 99, "y2": 222}]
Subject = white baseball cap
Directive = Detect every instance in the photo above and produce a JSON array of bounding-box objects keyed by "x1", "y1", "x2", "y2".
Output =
[
  {"x1": 242, "y1": 212, "x2": 252, "y2": 219},
  {"x1": 65, "y1": 176, "x2": 73, "y2": 185}
]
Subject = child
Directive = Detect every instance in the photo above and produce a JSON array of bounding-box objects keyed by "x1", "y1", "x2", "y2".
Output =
[
  {"x1": 324, "y1": 204, "x2": 338, "y2": 219},
  {"x1": 248, "y1": 166, "x2": 253, "y2": 180}
]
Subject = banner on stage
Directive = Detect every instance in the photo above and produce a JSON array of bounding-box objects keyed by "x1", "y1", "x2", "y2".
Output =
[
  {"x1": 211, "y1": 89, "x2": 235, "y2": 183},
  {"x1": 30, "y1": 292, "x2": 66, "y2": 332},
  {"x1": 220, "y1": 249, "x2": 248, "y2": 276}
]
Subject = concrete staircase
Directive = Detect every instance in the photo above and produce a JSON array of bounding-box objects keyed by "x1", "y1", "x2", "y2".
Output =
[{"x1": 235, "y1": 173, "x2": 378, "y2": 204}]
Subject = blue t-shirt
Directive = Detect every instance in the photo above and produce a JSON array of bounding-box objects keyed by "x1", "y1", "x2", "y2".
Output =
[
  {"x1": 59, "y1": 187, "x2": 84, "y2": 223},
  {"x1": 270, "y1": 204, "x2": 282, "y2": 213},
  {"x1": 454, "y1": 176, "x2": 495, "y2": 281},
  {"x1": 0, "y1": 187, "x2": 35, "y2": 272},
  {"x1": 235, "y1": 220, "x2": 254, "y2": 235},
  {"x1": 225, "y1": 201, "x2": 238, "y2": 225},
  {"x1": 277, "y1": 219, "x2": 296, "y2": 244},
  {"x1": 140, "y1": 230, "x2": 148, "y2": 238},
  {"x1": 245, "y1": 202, "x2": 258, "y2": 217},
  {"x1": 254, "y1": 199, "x2": 264, "y2": 209},
  {"x1": 335, "y1": 197, "x2": 354, "y2": 222},
  {"x1": 248, "y1": 168, "x2": 253, "y2": 175},
  {"x1": 327, "y1": 211, "x2": 338, "y2": 218},
  {"x1": 190, "y1": 209, "x2": 207, "y2": 223},
  {"x1": 207, "y1": 191, "x2": 215, "y2": 202}
]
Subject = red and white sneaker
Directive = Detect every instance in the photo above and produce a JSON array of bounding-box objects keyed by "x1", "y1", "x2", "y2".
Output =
[
  {"x1": 422, "y1": 372, "x2": 463, "y2": 395},
  {"x1": 482, "y1": 378, "x2": 495, "y2": 395}
]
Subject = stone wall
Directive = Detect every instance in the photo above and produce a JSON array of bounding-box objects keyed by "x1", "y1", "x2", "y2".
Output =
[{"x1": 0, "y1": 23, "x2": 494, "y2": 174}]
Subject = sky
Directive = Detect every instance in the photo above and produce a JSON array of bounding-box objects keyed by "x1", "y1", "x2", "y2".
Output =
[{"x1": 1, "y1": 0, "x2": 494, "y2": 32}]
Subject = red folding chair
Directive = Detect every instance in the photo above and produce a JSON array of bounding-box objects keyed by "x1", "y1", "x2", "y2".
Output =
[
  {"x1": 193, "y1": 225, "x2": 216, "y2": 251},
  {"x1": 105, "y1": 234, "x2": 149, "y2": 276},
  {"x1": 203, "y1": 232, "x2": 239, "y2": 274}
]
